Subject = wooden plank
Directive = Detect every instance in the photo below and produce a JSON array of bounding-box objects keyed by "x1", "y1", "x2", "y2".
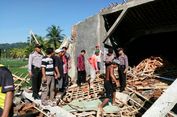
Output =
[{"x1": 103, "y1": 7, "x2": 128, "y2": 43}]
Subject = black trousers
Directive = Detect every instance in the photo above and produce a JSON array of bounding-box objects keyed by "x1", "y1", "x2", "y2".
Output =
[
  {"x1": 104, "y1": 80, "x2": 116, "y2": 98},
  {"x1": 97, "y1": 62, "x2": 101, "y2": 70},
  {"x1": 118, "y1": 65, "x2": 126, "y2": 91},
  {"x1": 77, "y1": 70, "x2": 86, "y2": 86},
  {"x1": 32, "y1": 68, "x2": 42, "y2": 97},
  {"x1": 62, "y1": 73, "x2": 69, "y2": 89}
]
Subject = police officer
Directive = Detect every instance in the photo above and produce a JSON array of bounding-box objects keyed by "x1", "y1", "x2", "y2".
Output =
[
  {"x1": 0, "y1": 64, "x2": 14, "y2": 117},
  {"x1": 28, "y1": 44, "x2": 43, "y2": 99},
  {"x1": 117, "y1": 48, "x2": 128, "y2": 92}
]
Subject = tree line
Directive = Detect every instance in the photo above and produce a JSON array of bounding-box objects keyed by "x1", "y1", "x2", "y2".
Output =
[{"x1": 0, "y1": 25, "x2": 65, "y2": 59}]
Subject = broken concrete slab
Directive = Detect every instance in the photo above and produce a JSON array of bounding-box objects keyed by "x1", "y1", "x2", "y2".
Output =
[
  {"x1": 116, "y1": 92, "x2": 130, "y2": 104},
  {"x1": 143, "y1": 79, "x2": 177, "y2": 117},
  {"x1": 22, "y1": 91, "x2": 75, "y2": 117}
]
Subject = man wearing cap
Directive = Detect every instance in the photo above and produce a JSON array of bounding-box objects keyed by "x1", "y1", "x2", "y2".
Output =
[
  {"x1": 94, "y1": 45, "x2": 103, "y2": 73},
  {"x1": 98, "y1": 59, "x2": 119, "y2": 112},
  {"x1": 54, "y1": 48, "x2": 64, "y2": 92},
  {"x1": 0, "y1": 64, "x2": 14, "y2": 117},
  {"x1": 28, "y1": 44, "x2": 43, "y2": 99}
]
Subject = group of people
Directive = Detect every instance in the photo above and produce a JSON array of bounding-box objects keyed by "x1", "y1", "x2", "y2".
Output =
[
  {"x1": 28, "y1": 44, "x2": 71, "y2": 105},
  {"x1": 0, "y1": 44, "x2": 128, "y2": 116},
  {"x1": 76, "y1": 45, "x2": 103, "y2": 87}
]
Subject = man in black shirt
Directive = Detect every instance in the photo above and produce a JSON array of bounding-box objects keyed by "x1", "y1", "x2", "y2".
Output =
[{"x1": 54, "y1": 49, "x2": 64, "y2": 91}]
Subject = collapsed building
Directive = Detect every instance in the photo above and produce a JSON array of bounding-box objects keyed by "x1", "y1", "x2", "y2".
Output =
[
  {"x1": 71, "y1": 0, "x2": 177, "y2": 71},
  {"x1": 13, "y1": 0, "x2": 177, "y2": 116}
]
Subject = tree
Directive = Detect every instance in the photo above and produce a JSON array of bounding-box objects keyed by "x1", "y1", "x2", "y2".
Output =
[
  {"x1": 46, "y1": 25, "x2": 64, "y2": 49},
  {"x1": 10, "y1": 48, "x2": 26, "y2": 58}
]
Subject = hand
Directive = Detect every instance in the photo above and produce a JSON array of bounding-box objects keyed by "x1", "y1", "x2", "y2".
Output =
[
  {"x1": 28, "y1": 72, "x2": 32, "y2": 77},
  {"x1": 124, "y1": 69, "x2": 127, "y2": 74},
  {"x1": 116, "y1": 82, "x2": 119, "y2": 87},
  {"x1": 55, "y1": 75, "x2": 59, "y2": 79},
  {"x1": 43, "y1": 77, "x2": 47, "y2": 82},
  {"x1": 68, "y1": 66, "x2": 71, "y2": 69}
]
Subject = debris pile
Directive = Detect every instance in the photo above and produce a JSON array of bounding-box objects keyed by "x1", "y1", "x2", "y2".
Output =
[
  {"x1": 13, "y1": 73, "x2": 30, "y2": 90},
  {"x1": 14, "y1": 103, "x2": 40, "y2": 116},
  {"x1": 12, "y1": 57, "x2": 177, "y2": 117},
  {"x1": 127, "y1": 57, "x2": 163, "y2": 79}
]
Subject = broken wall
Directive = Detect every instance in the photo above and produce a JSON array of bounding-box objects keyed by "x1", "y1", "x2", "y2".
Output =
[{"x1": 73, "y1": 14, "x2": 107, "y2": 76}]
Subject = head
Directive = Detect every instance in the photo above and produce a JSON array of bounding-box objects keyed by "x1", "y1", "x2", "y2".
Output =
[
  {"x1": 58, "y1": 51, "x2": 64, "y2": 57},
  {"x1": 117, "y1": 48, "x2": 124, "y2": 55},
  {"x1": 112, "y1": 59, "x2": 119, "y2": 68},
  {"x1": 35, "y1": 44, "x2": 42, "y2": 53},
  {"x1": 62, "y1": 47, "x2": 67, "y2": 54},
  {"x1": 55, "y1": 48, "x2": 64, "y2": 57},
  {"x1": 108, "y1": 48, "x2": 113, "y2": 55},
  {"x1": 46, "y1": 48, "x2": 54, "y2": 56},
  {"x1": 95, "y1": 49, "x2": 100, "y2": 56},
  {"x1": 95, "y1": 45, "x2": 100, "y2": 49},
  {"x1": 81, "y1": 50, "x2": 86, "y2": 55},
  {"x1": 112, "y1": 63, "x2": 118, "y2": 68}
]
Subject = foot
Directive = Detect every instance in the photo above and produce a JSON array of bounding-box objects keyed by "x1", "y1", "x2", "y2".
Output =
[
  {"x1": 32, "y1": 94, "x2": 40, "y2": 99},
  {"x1": 98, "y1": 105, "x2": 105, "y2": 113}
]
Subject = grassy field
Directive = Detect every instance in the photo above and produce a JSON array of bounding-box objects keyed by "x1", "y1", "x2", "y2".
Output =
[
  {"x1": 0, "y1": 58, "x2": 28, "y2": 76},
  {"x1": 0, "y1": 58, "x2": 32, "y2": 89}
]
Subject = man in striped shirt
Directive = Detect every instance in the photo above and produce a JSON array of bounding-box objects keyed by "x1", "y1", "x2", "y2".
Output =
[{"x1": 41, "y1": 48, "x2": 57, "y2": 104}]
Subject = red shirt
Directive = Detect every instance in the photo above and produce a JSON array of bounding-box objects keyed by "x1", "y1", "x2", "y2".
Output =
[{"x1": 77, "y1": 54, "x2": 85, "y2": 71}]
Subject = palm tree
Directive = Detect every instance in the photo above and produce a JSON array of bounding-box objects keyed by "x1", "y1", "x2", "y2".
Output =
[{"x1": 46, "y1": 25, "x2": 64, "y2": 49}]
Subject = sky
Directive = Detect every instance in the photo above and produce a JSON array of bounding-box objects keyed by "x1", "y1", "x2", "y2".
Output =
[{"x1": 0, "y1": 0, "x2": 122, "y2": 43}]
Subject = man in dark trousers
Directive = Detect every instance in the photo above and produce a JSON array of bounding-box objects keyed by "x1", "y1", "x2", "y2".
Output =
[
  {"x1": 117, "y1": 48, "x2": 128, "y2": 92},
  {"x1": 77, "y1": 50, "x2": 86, "y2": 87},
  {"x1": 98, "y1": 59, "x2": 119, "y2": 112},
  {"x1": 62, "y1": 47, "x2": 71, "y2": 90},
  {"x1": 0, "y1": 64, "x2": 14, "y2": 117},
  {"x1": 54, "y1": 48, "x2": 64, "y2": 92},
  {"x1": 28, "y1": 44, "x2": 43, "y2": 99}
]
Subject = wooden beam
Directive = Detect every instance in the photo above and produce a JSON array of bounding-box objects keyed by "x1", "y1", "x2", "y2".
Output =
[
  {"x1": 103, "y1": 7, "x2": 128, "y2": 43},
  {"x1": 30, "y1": 31, "x2": 45, "y2": 56}
]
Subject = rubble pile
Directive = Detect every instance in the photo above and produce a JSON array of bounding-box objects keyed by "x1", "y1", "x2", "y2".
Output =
[
  {"x1": 127, "y1": 57, "x2": 163, "y2": 79},
  {"x1": 127, "y1": 57, "x2": 168, "y2": 99},
  {"x1": 13, "y1": 73, "x2": 30, "y2": 90},
  {"x1": 14, "y1": 103, "x2": 40, "y2": 116},
  {"x1": 12, "y1": 56, "x2": 177, "y2": 117}
]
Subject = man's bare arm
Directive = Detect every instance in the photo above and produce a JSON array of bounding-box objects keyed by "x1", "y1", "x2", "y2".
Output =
[
  {"x1": 110, "y1": 67, "x2": 118, "y2": 85},
  {"x1": 2, "y1": 91, "x2": 13, "y2": 117},
  {"x1": 55, "y1": 67, "x2": 60, "y2": 79},
  {"x1": 42, "y1": 67, "x2": 47, "y2": 81}
]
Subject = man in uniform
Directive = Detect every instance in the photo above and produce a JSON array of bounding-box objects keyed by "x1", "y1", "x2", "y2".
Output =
[
  {"x1": 117, "y1": 48, "x2": 128, "y2": 92},
  {"x1": 0, "y1": 64, "x2": 14, "y2": 117},
  {"x1": 28, "y1": 44, "x2": 43, "y2": 99}
]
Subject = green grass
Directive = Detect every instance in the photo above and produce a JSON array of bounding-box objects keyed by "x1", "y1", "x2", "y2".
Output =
[
  {"x1": 0, "y1": 58, "x2": 28, "y2": 76},
  {"x1": 0, "y1": 58, "x2": 31, "y2": 88}
]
